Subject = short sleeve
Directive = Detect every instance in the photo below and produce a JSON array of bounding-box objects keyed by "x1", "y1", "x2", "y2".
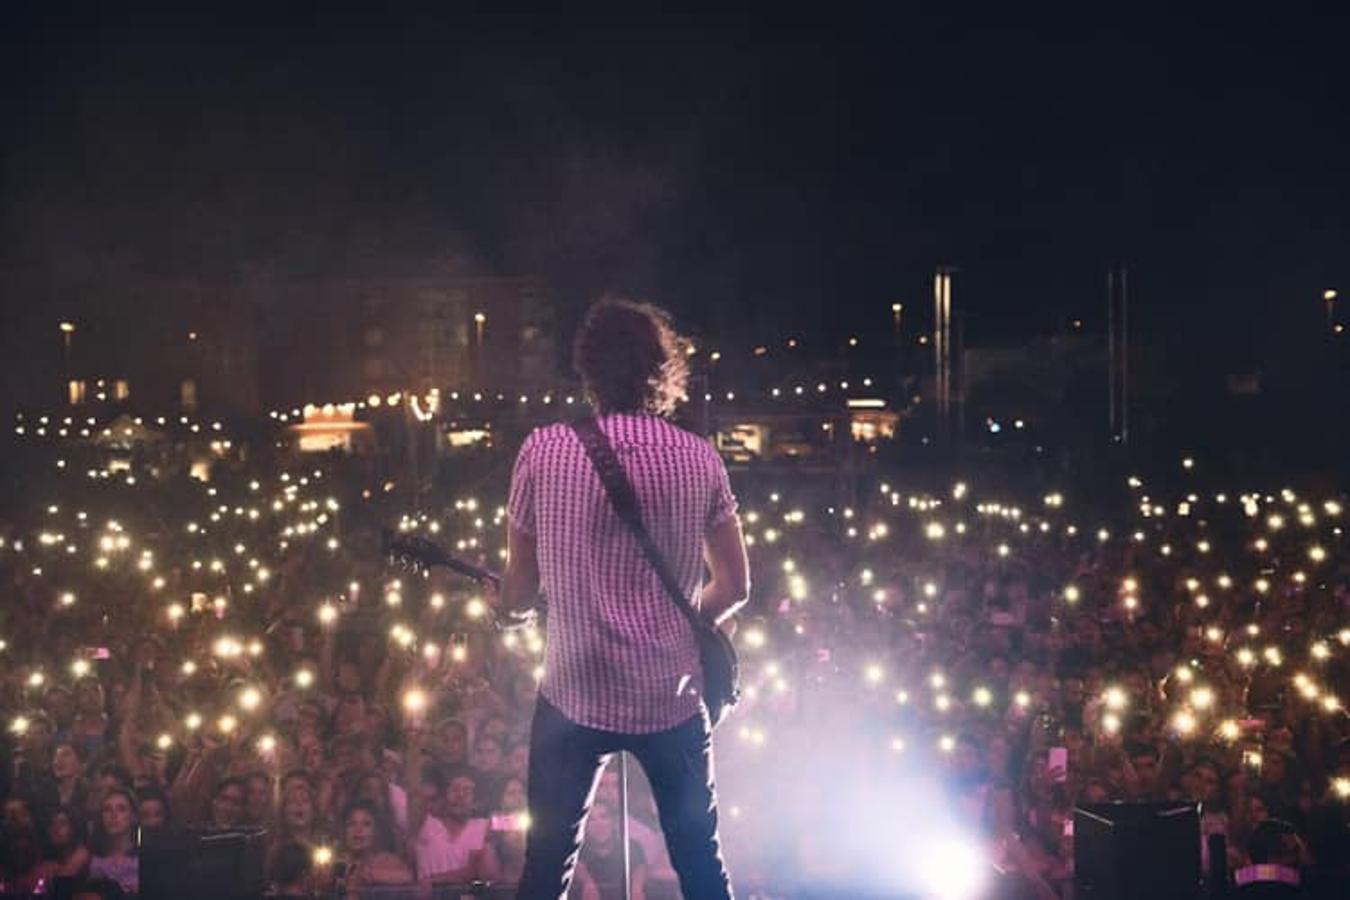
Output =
[
  {"x1": 705, "y1": 446, "x2": 738, "y2": 531},
  {"x1": 507, "y1": 430, "x2": 538, "y2": 536}
]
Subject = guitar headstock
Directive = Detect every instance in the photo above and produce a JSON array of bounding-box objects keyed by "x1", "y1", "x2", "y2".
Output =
[
  {"x1": 381, "y1": 529, "x2": 502, "y2": 588},
  {"x1": 383, "y1": 531, "x2": 451, "y2": 576}
]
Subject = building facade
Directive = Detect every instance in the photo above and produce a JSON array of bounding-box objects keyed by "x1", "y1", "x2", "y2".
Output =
[{"x1": 275, "y1": 273, "x2": 558, "y2": 407}]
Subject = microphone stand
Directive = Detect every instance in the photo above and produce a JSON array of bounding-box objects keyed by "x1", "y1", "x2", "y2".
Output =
[{"x1": 620, "y1": 752, "x2": 632, "y2": 900}]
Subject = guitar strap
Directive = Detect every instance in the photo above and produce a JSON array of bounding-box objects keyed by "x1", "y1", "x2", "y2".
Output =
[{"x1": 568, "y1": 418, "x2": 707, "y2": 633}]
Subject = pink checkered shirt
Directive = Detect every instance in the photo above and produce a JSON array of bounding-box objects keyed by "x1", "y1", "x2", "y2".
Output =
[{"x1": 507, "y1": 412, "x2": 739, "y2": 734}]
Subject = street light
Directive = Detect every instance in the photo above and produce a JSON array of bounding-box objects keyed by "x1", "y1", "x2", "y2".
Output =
[
  {"x1": 891, "y1": 303, "x2": 904, "y2": 389},
  {"x1": 1325, "y1": 289, "x2": 1338, "y2": 330},
  {"x1": 58, "y1": 322, "x2": 76, "y2": 402},
  {"x1": 472, "y1": 312, "x2": 487, "y2": 385}
]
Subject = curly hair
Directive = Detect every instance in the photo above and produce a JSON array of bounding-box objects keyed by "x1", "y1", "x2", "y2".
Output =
[{"x1": 572, "y1": 296, "x2": 689, "y2": 417}]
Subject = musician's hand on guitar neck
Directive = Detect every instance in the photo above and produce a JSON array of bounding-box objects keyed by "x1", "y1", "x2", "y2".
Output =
[
  {"x1": 496, "y1": 608, "x2": 539, "y2": 632},
  {"x1": 486, "y1": 574, "x2": 540, "y2": 630}
]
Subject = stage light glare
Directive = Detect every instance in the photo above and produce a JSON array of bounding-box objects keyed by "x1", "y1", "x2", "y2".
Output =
[{"x1": 918, "y1": 837, "x2": 988, "y2": 899}]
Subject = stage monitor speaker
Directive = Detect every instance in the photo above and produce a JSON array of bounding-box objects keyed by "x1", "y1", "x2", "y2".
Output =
[
  {"x1": 1074, "y1": 802, "x2": 1201, "y2": 900},
  {"x1": 140, "y1": 826, "x2": 269, "y2": 900}
]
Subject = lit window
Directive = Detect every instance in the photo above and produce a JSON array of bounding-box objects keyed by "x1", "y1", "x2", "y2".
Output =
[{"x1": 180, "y1": 379, "x2": 198, "y2": 411}]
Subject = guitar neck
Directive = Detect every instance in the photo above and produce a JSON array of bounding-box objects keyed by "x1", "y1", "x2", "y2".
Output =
[
  {"x1": 383, "y1": 531, "x2": 502, "y2": 588},
  {"x1": 441, "y1": 556, "x2": 502, "y2": 588}
]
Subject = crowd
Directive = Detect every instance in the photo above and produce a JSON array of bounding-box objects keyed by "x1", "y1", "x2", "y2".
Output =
[{"x1": 1, "y1": 411, "x2": 1348, "y2": 899}]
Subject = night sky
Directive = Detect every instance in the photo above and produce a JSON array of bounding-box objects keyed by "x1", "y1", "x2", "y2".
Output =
[{"x1": 3, "y1": 7, "x2": 1349, "y2": 376}]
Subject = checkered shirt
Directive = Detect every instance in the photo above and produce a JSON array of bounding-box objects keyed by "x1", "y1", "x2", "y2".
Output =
[{"x1": 507, "y1": 412, "x2": 738, "y2": 734}]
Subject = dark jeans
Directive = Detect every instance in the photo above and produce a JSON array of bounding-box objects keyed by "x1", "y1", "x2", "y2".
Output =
[{"x1": 516, "y1": 696, "x2": 733, "y2": 900}]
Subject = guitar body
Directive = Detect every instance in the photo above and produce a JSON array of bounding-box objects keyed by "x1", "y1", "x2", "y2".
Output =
[{"x1": 695, "y1": 621, "x2": 741, "y2": 728}]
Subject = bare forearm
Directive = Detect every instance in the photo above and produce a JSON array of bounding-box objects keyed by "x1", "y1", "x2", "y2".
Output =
[
  {"x1": 171, "y1": 751, "x2": 222, "y2": 822},
  {"x1": 480, "y1": 844, "x2": 501, "y2": 881},
  {"x1": 700, "y1": 579, "x2": 748, "y2": 626},
  {"x1": 121, "y1": 667, "x2": 144, "y2": 719},
  {"x1": 499, "y1": 525, "x2": 540, "y2": 614},
  {"x1": 499, "y1": 565, "x2": 539, "y2": 615},
  {"x1": 318, "y1": 630, "x2": 335, "y2": 686},
  {"x1": 701, "y1": 516, "x2": 749, "y2": 626},
  {"x1": 404, "y1": 732, "x2": 428, "y2": 833},
  {"x1": 117, "y1": 723, "x2": 139, "y2": 774}
]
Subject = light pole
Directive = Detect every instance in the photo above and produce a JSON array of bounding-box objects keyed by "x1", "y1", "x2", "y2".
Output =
[
  {"x1": 59, "y1": 321, "x2": 76, "y2": 402},
  {"x1": 1325, "y1": 289, "x2": 1338, "y2": 330},
  {"x1": 891, "y1": 302, "x2": 904, "y2": 385},
  {"x1": 473, "y1": 312, "x2": 486, "y2": 384},
  {"x1": 934, "y1": 269, "x2": 954, "y2": 443}
]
